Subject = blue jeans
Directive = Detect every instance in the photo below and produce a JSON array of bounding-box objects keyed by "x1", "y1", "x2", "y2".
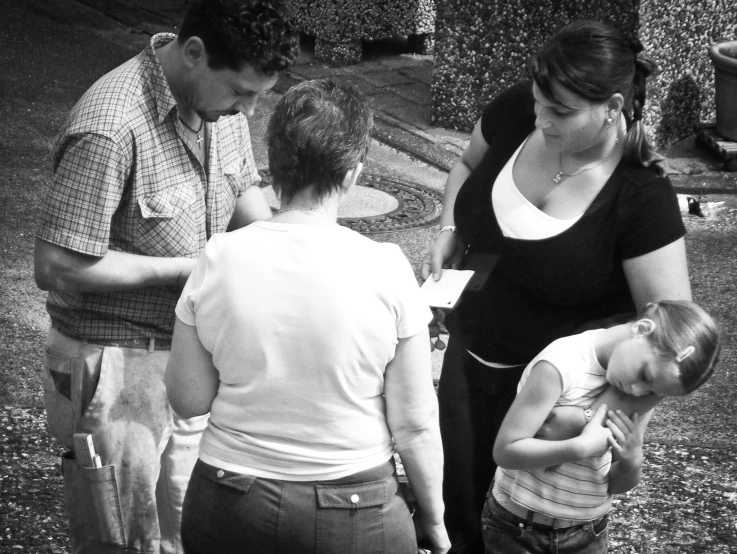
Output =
[
  {"x1": 481, "y1": 496, "x2": 609, "y2": 554},
  {"x1": 182, "y1": 459, "x2": 417, "y2": 554}
]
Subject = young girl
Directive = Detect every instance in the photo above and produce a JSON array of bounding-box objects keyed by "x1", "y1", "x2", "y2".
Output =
[{"x1": 484, "y1": 300, "x2": 721, "y2": 554}]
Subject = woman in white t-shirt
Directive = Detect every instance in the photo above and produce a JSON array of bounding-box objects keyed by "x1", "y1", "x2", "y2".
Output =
[{"x1": 166, "y1": 79, "x2": 450, "y2": 554}]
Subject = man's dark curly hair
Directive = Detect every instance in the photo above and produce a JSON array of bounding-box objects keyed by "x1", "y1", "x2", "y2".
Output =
[{"x1": 178, "y1": 0, "x2": 299, "y2": 75}]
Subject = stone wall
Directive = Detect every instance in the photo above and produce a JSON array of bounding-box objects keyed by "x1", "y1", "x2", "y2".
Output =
[{"x1": 432, "y1": 0, "x2": 737, "y2": 148}]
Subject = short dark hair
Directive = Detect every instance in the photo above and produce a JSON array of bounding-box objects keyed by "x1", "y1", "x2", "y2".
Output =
[
  {"x1": 267, "y1": 79, "x2": 373, "y2": 203},
  {"x1": 531, "y1": 20, "x2": 662, "y2": 171},
  {"x1": 178, "y1": 0, "x2": 299, "y2": 75}
]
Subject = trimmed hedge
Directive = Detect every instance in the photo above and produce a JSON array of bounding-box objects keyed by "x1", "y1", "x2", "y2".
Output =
[
  {"x1": 432, "y1": 0, "x2": 737, "y2": 148},
  {"x1": 284, "y1": 0, "x2": 435, "y2": 65},
  {"x1": 640, "y1": 1, "x2": 737, "y2": 147}
]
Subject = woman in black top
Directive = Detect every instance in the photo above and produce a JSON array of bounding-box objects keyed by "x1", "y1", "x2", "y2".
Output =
[{"x1": 421, "y1": 21, "x2": 691, "y2": 554}]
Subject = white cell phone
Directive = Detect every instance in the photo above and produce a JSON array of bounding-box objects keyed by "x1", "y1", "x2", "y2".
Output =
[{"x1": 420, "y1": 269, "x2": 475, "y2": 309}]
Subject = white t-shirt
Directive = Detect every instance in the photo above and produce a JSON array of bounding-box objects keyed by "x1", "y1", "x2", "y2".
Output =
[
  {"x1": 493, "y1": 330, "x2": 613, "y2": 521},
  {"x1": 176, "y1": 221, "x2": 432, "y2": 481}
]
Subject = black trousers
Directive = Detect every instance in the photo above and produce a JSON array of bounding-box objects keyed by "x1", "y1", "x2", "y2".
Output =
[{"x1": 438, "y1": 338, "x2": 525, "y2": 554}]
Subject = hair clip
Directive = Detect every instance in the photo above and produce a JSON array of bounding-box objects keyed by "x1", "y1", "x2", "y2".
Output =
[{"x1": 675, "y1": 345, "x2": 695, "y2": 363}]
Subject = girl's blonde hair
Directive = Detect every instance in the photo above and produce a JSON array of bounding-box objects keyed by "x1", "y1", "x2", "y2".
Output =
[{"x1": 639, "y1": 300, "x2": 721, "y2": 394}]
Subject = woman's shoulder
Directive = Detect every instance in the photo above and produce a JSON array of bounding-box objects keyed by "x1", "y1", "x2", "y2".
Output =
[
  {"x1": 480, "y1": 80, "x2": 536, "y2": 141},
  {"x1": 614, "y1": 160, "x2": 671, "y2": 187},
  {"x1": 610, "y1": 162, "x2": 678, "y2": 205},
  {"x1": 606, "y1": 162, "x2": 685, "y2": 255}
]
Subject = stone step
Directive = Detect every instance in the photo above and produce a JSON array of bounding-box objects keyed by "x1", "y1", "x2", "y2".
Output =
[{"x1": 694, "y1": 123, "x2": 737, "y2": 171}]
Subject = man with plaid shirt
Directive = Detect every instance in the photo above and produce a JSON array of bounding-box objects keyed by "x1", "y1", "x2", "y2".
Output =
[{"x1": 33, "y1": 1, "x2": 299, "y2": 552}]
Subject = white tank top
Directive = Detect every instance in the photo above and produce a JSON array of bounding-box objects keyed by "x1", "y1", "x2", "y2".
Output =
[
  {"x1": 471, "y1": 137, "x2": 586, "y2": 368},
  {"x1": 492, "y1": 137, "x2": 583, "y2": 240}
]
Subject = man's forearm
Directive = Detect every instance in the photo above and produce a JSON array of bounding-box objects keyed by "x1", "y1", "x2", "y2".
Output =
[
  {"x1": 227, "y1": 186, "x2": 273, "y2": 231},
  {"x1": 35, "y1": 238, "x2": 195, "y2": 292}
]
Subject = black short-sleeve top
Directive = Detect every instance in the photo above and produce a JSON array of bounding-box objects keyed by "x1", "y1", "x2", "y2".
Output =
[{"x1": 451, "y1": 81, "x2": 686, "y2": 365}]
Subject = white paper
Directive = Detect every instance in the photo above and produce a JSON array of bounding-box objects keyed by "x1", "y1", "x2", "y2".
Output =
[{"x1": 420, "y1": 269, "x2": 475, "y2": 309}]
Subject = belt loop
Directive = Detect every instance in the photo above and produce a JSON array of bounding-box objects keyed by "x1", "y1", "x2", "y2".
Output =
[
  {"x1": 148, "y1": 337, "x2": 155, "y2": 353},
  {"x1": 526, "y1": 510, "x2": 534, "y2": 529}
]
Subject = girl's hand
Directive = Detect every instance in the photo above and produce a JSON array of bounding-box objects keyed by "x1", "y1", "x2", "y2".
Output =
[
  {"x1": 606, "y1": 409, "x2": 644, "y2": 468},
  {"x1": 578, "y1": 404, "x2": 613, "y2": 458},
  {"x1": 420, "y1": 230, "x2": 464, "y2": 281}
]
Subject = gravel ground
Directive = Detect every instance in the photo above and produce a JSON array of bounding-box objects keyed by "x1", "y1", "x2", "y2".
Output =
[
  {"x1": 2, "y1": 406, "x2": 736, "y2": 554},
  {"x1": 1, "y1": 2, "x2": 735, "y2": 553}
]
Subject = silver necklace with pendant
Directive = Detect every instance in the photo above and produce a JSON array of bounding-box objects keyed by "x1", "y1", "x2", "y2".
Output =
[{"x1": 553, "y1": 137, "x2": 620, "y2": 184}]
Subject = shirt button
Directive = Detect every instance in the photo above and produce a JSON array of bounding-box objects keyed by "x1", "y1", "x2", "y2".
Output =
[
  {"x1": 216, "y1": 470, "x2": 225, "y2": 478},
  {"x1": 350, "y1": 494, "x2": 360, "y2": 504}
]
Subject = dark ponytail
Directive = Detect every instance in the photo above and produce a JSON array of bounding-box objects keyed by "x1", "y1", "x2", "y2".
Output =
[{"x1": 623, "y1": 40, "x2": 663, "y2": 171}]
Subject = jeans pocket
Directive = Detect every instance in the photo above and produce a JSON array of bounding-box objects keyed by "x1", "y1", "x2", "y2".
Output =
[
  {"x1": 481, "y1": 501, "x2": 525, "y2": 540},
  {"x1": 77, "y1": 345, "x2": 115, "y2": 423},
  {"x1": 315, "y1": 480, "x2": 387, "y2": 554},
  {"x1": 587, "y1": 514, "x2": 610, "y2": 538},
  {"x1": 42, "y1": 351, "x2": 75, "y2": 445},
  {"x1": 62, "y1": 451, "x2": 126, "y2": 548},
  {"x1": 182, "y1": 465, "x2": 262, "y2": 554}
]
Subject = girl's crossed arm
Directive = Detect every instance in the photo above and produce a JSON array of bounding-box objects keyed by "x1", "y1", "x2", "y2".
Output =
[
  {"x1": 606, "y1": 408, "x2": 653, "y2": 494},
  {"x1": 493, "y1": 361, "x2": 612, "y2": 470},
  {"x1": 537, "y1": 386, "x2": 661, "y2": 441},
  {"x1": 533, "y1": 389, "x2": 655, "y2": 494},
  {"x1": 533, "y1": 386, "x2": 659, "y2": 492}
]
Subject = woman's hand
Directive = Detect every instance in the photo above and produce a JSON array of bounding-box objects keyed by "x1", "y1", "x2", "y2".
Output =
[
  {"x1": 428, "y1": 308, "x2": 448, "y2": 351},
  {"x1": 385, "y1": 332, "x2": 447, "y2": 553},
  {"x1": 420, "y1": 230, "x2": 465, "y2": 281},
  {"x1": 577, "y1": 404, "x2": 612, "y2": 458},
  {"x1": 414, "y1": 508, "x2": 451, "y2": 554},
  {"x1": 606, "y1": 409, "x2": 644, "y2": 467}
]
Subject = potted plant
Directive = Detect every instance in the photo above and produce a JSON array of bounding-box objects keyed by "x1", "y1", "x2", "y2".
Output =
[{"x1": 708, "y1": 40, "x2": 737, "y2": 141}]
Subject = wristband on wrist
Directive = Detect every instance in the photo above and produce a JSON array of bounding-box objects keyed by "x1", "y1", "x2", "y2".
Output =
[{"x1": 438, "y1": 225, "x2": 457, "y2": 234}]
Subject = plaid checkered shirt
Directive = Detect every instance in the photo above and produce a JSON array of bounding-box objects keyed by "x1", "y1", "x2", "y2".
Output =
[{"x1": 37, "y1": 33, "x2": 260, "y2": 341}]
